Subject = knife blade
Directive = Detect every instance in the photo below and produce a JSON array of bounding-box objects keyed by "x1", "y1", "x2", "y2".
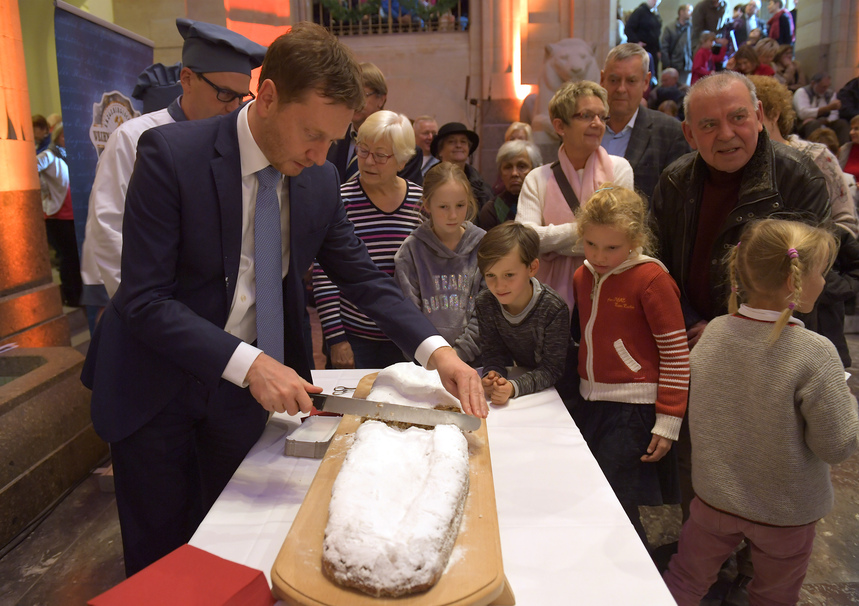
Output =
[{"x1": 309, "y1": 393, "x2": 481, "y2": 432}]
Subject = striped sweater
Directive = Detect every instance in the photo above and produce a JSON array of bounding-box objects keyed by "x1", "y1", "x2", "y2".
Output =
[
  {"x1": 573, "y1": 254, "x2": 689, "y2": 441},
  {"x1": 312, "y1": 179, "x2": 424, "y2": 344}
]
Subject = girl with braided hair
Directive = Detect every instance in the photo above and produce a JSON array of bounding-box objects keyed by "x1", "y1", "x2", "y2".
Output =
[{"x1": 665, "y1": 218, "x2": 859, "y2": 605}]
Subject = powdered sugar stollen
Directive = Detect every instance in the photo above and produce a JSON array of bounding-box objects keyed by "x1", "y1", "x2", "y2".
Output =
[
  {"x1": 322, "y1": 421, "x2": 469, "y2": 597},
  {"x1": 366, "y1": 362, "x2": 463, "y2": 411}
]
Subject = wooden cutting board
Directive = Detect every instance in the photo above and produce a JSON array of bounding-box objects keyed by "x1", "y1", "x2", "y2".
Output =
[{"x1": 271, "y1": 375, "x2": 514, "y2": 605}]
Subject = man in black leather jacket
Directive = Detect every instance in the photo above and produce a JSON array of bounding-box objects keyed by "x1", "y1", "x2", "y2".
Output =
[
  {"x1": 651, "y1": 74, "x2": 830, "y2": 565},
  {"x1": 652, "y1": 71, "x2": 830, "y2": 347}
]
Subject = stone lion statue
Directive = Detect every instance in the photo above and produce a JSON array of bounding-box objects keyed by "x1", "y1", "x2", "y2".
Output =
[{"x1": 527, "y1": 38, "x2": 601, "y2": 142}]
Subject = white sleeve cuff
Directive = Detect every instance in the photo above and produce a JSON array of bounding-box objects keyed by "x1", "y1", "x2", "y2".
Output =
[
  {"x1": 415, "y1": 335, "x2": 452, "y2": 368},
  {"x1": 222, "y1": 341, "x2": 264, "y2": 387}
]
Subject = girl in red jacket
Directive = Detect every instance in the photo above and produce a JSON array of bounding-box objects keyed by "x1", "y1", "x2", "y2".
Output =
[
  {"x1": 691, "y1": 31, "x2": 728, "y2": 84},
  {"x1": 571, "y1": 185, "x2": 689, "y2": 547}
]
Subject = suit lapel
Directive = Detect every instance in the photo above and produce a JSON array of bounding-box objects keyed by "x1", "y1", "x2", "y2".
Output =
[
  {"x1": 212, "y1": 112, "x2": 243, "y2": 308},
  {"x1": 624, "y1": 108, "x2": 651, "y2": 169}
]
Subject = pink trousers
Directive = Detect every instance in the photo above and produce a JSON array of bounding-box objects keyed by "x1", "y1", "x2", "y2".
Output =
[{"x1": 664, "y1": 497, "x2": 816, "y2": 606}]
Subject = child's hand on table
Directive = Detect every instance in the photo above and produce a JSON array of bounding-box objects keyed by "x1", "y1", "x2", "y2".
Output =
[
  {"x1": 482, "y1": 370, "x2": 500, "y2": 390},
  {"x1": 486, "y1": 375, "x2": 514, "y2": 406}
]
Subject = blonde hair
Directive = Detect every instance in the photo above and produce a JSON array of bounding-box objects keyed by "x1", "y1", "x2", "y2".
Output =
[
  {"x1": 504, "y1": 121, "x2": 534, "y2": 142},
  {"x1": 727, "y1": 219, "x2": 837, "y2": 343},
  {"x1": 748, "y1": 75, "x2": 795, "y2": 137},
  {"x1": 575, "y1": 185, "x2": 654, "y2": 254},
  {"x1": 549, "y1": 80, "x2": 609, "y2": 125},
  {"x1": 356, "y1": 110, "x2": 416, "y2": 165},
  {"x1": 421, "y1": 161, "x2": 477, "y2": 223},
  {"x1": 753, "y1": 37, "x2": 779, "y2": 61}
]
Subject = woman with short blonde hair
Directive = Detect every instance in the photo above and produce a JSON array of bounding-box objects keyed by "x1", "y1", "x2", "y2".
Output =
[{"x1": 515, "y1": 80, "x2": 634, "y2": 310}]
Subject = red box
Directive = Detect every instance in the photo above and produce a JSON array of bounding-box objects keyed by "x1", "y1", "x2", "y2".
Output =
[{"x1": 88, "y1": 544, "x2": 275, "y2": 606}]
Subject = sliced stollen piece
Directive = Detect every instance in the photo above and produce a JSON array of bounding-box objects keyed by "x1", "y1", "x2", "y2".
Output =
[
  {"x1": 322, "y1": 420, "x2": 470, "y2": 597},
  {"x1": 367, "y1": 362, "x2": 463, "y2": 411}
]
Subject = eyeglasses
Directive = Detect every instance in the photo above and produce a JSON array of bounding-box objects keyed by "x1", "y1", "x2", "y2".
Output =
[
  {"x1": 355, "y1": 145, "x2": 395, "y2": 164},
  {"x1": 570, "y1": 110, "x2": 610, "y2": 124},
  {"x1": 196, "y1": 73, "x2": 254, "y2": 103}
]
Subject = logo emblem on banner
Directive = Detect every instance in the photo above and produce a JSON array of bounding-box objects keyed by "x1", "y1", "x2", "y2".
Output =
[{"x1": 89, "y1": 91, "x2": 139, "y2": 156}]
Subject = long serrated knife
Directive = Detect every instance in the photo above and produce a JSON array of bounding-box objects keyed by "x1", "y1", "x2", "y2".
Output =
[{"x1": 309, "y1": 393, "x2": 481, "y2": 432}]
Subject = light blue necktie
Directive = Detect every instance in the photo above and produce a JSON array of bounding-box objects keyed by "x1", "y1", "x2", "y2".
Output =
[{"x1": 255, "y1": 165, "x2": 284, "y2": 364}]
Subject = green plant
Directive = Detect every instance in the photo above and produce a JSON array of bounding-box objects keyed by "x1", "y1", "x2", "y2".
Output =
[
  {"x1": 321, "y1": 0, "x2": 382, "y2": 22},
  {"x1": 398, "y1": 0, "x2": 459, "y2": 21}
]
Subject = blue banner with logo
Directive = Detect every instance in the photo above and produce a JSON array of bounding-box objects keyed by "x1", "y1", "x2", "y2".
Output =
[{"x1": 54, "y1": 1, "x2": 152, "y2": 310}]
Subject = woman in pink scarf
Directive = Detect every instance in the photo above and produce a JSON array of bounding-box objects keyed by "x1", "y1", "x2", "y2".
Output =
[{"x1": 516, "y1": 80, "x2": 634, "y2": 312}]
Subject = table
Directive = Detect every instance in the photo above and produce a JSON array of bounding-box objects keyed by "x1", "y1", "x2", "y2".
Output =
[{"x1": 190, "y1": 369, "x2": 676, "y2": 605}]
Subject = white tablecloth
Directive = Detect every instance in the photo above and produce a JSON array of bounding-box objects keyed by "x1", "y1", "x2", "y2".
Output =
[{"x1": 190, "y1": 369, "x2": 676, "y2": 605}]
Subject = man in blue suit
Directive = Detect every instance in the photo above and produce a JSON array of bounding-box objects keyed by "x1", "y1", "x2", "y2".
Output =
[{"x1": 81, "y1": 22, "x2": 486, "y2": 576}]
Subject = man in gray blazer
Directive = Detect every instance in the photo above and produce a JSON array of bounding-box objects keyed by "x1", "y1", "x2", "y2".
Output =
[{"x1": 600, "y1": 43, "x2": 690, "y2": 202}]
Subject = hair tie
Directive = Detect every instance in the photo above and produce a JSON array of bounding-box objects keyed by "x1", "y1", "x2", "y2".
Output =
[
  {"x1": 788, "y1": 302, "x2": 796, "y2": 310},
  {"x1": 730, "y1": 285, "x2": 738, "y2": 293},
  {"x1": 787, "y1": 248, "x2": 799, "y2": 259},
  {"x1": 593, "y1": 186, "x2": 614, "y2": 194},
  {"x1": 736, "y1": 241, "x2": 741, "y2": 247}
]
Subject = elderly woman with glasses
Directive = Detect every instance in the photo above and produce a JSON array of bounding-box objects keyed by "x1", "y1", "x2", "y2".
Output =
[
  {"x1": 516, "y1": 80, "x2": 633, "y2": 310},
  {"x1": 312, "y1": 110, "x2": 424, "y2": 369}
]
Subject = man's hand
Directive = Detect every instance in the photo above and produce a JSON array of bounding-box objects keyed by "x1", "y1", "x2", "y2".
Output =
[
  {"x1": 487, "y1": 376, "x2": 514, "y2": 406},
  {"x1": 687, "y1": 320, "x2": 708, "y2": 348},
  {"x1": 428, "y1": 346, "x2": 488, "y2": 418},
  {"x1": 330, "y1": 341, "x2": 355, "y2": 369},
  {"x1": 246, "y1": 353, "x2": 322, "y2": 415},
  {"x1": 641, "y1": 434, "x2": 673, "y2": 463}
]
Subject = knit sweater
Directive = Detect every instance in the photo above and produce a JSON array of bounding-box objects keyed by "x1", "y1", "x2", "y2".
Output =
[
  {"x1": 394, "y1": 221, "x2": 486, "y2": 362},
  {"x1": 574, "y1": 254, "x2": 689, "y2": 441},
  {"x1": 313, "y1": 179, "x2": 423, "y2": 344},
  {"x1": 476, "y1": 279, "x2": 570, "y2": 398},
  {"x1": 690, "y1": 312, "x2": 859, "y2": 526}
]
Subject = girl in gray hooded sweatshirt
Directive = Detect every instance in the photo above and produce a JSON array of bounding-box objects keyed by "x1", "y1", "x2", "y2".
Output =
[{"x1": 395, "y1": 162, "x2": 486, "y2": 363}]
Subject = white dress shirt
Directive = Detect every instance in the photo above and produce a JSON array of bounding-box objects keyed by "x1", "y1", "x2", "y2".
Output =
[{"x1": 222, "y1": 102, "x2": 290, "y2": 386}]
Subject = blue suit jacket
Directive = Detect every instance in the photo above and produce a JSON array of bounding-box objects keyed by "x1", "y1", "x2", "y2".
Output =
[{"x1": 82, "y1": 110, "x2": 437, "y2": 443}]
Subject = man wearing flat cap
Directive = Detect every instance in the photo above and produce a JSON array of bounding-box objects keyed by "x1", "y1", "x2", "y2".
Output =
[
  {"x1": 80, "y1": 18, "x2": 266, "y2": 304},
  {"x1": 81, "y1": 22, "x2": 486, "y2": 576}
]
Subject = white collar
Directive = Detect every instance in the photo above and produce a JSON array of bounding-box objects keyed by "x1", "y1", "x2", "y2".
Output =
[
  {"x1": 237, "y1": 101, "x2": 274, "y2": 178},
  {"x1": 737, "y1": 304, "x2": 804, "y2": 327}
]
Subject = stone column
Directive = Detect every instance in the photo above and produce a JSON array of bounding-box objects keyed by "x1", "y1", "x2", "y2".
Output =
[
  {"x1": 794, "y1": 0, "x2": 859, "y2": 88},
  {"x1": 0, "y1": 0, "x2": 69, "y2": 347},
  {"x1": 573, "y1": 0, "x2": 612, "y2": 71},
  {"x1": 112, "y1": 0, "x2": 187, "y2": 64},
  {"x1": 478, "y1": 0, "x2": 522, "y2": 182}
]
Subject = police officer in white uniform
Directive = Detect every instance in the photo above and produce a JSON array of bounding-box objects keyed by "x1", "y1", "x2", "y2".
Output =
[{"x1": 80, "y1": 18, "x2": 266, "y2": 304}]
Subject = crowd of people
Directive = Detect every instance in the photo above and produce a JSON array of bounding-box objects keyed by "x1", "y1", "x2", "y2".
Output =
[{"x1": 35, "y1": 13, "x2": 857, "y2": 604}]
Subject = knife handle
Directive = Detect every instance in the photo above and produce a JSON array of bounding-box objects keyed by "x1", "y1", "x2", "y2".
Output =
[{"x1": 309, "y1": 393, "x2": 327, "y2": 411}]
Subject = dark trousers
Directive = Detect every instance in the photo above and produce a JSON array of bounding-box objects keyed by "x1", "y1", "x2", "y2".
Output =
[
  {"x1": 45, "y1": 219, "x2": 82, "y2": 306},
  {"x1": 110, "y1": 379, "x2": 268, "y2": 576},
  {"x1": 346, "y1": 334, "x2": 407, "y2": 369}
]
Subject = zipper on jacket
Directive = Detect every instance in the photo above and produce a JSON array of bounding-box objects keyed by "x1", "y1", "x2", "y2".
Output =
[{"x1": 582, "y1": 269, "x2": 603, "y2": 400}]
